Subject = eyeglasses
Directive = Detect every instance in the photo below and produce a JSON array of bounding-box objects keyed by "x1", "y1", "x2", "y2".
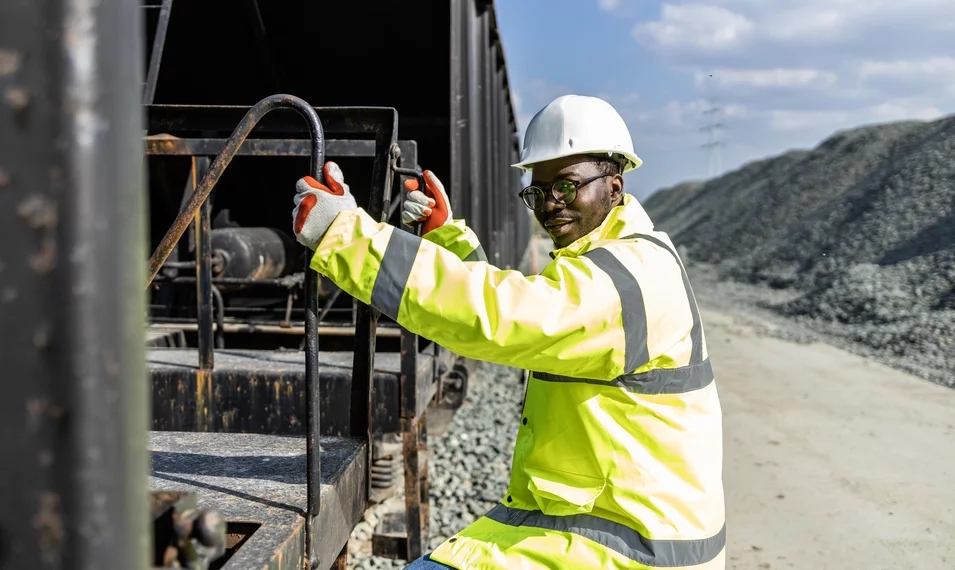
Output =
[{"x1": 517, "y1": 174, "x2": 612, "y2": 211}]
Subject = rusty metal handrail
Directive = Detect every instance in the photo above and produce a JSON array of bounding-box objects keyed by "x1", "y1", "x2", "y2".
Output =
[
  {"x1": 143, "y1": 93, "x2": 326, "y2": 569},
  {"x1": 146, "y1": 94, "x2": 323, "y2": 284}
]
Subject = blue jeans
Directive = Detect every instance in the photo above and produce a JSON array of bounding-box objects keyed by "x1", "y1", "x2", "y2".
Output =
[{"x1": 404, "y1": 553, "x2": 456, "y2": 569}]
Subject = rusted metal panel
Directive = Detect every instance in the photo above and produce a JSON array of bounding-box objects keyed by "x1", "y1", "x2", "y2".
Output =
[
  {"x1": 0, "y1": 0, "x2": 150, "y2": 568},
  {"x1": 147, "y1": 348, "x2": 435, "y2": 436},
  {"x1": 145, "y1": 137, "x2": 381, "y2": 157},
  {"x1": 149, "y1": 432, "x2": 367, "y2": 570}
]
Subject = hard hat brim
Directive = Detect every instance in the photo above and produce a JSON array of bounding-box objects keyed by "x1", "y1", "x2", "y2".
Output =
[{"x1": 511, "y1": 150, "x2": 643, "y2": 174}]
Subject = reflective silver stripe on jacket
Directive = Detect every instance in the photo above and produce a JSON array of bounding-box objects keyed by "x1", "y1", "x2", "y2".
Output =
[
  {"x1": 533, "y1": 234, "x2": 713, "y2": 394},
  {"x1": 485, "y1": 504, "x2": 726, "y2": 567}
]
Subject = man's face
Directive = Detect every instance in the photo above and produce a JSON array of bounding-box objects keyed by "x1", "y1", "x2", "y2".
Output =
[{"x1": 528, "y1": 155, "x2": 624, "y2": 248}]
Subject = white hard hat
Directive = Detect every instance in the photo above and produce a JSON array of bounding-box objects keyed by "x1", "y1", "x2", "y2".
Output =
[{"x1": 513, "y1": 94, "x2": 642, "y2": 173}]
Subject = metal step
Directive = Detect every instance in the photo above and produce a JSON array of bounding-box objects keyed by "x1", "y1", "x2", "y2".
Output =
[{"x1": 149, "y1": 431, "x2": 366, "y2": 570}]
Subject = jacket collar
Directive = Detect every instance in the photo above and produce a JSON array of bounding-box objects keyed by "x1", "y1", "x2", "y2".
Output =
[{"x1": 549, "y1": 194, "x2": 655, "y2": 259}]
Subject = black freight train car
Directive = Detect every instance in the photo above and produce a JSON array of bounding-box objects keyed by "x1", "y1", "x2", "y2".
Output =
[{"x1": 137, "y1": 0, "x2": 529, "y2": 568}]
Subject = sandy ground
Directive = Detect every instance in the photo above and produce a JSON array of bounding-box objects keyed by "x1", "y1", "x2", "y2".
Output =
[{"x1": 705, "y1": 306, "x2": 955, "y2": 570}]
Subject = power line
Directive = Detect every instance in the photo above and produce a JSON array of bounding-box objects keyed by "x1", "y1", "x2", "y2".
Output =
[{"x1": 700, "y1": 99, "x2": 726, "y2": 177}]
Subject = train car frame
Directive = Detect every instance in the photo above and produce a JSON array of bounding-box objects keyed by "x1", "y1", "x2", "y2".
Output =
[{"x1": 1, "y1": 0, "x2": 529, "y2": 569}]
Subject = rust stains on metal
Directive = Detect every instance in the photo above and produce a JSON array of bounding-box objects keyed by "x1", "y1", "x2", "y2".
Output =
[
  {"x1": 17, "y1": 195, "x2": 57, "y2": 275},
  {"x1": 196, "y1": 368, "x2": 212, "y2": 432},
  {"x1": 150, "y1": 490, "x2": 189, "y2": 513},
  {"x1": 266, "y1": 517, "x2": 305, "y2": 570},
  {"x1": 143, "y1": 133, "x2": 183, "y2": 156},
  {"x1": 5, "y1": 87, "x2": 31, "y2": 126},
  {"x1": 0, "y1": 49, "x2": 21, "y2": 76},
  {"x1": 25, "y1": 398, "x2": 65, "y2": 433},
  {"x1": 17, "y1": 195, "x2": 57, "y2": 229},
  {"x1": 33, "y1": 491, "x2": 63, "y2": 563},
  {"x1": 6, "y1": 87, "x2": 30, "y2": 111}
]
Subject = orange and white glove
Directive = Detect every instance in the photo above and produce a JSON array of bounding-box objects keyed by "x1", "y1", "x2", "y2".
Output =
[
  {"x1": 292, "y1": 161, "x2": 358, "y2": 250},
  {"x1": 400, "y1": 170, "x2": 452, "y2": 234}
]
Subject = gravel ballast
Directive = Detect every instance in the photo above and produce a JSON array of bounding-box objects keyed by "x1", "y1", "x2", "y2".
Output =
[
  {"x1": 644, "y1": 115, "x2": 955, "y2": 386},
  {"x1": 348, "y1": 362, "x2": 524, "y2": 570}
]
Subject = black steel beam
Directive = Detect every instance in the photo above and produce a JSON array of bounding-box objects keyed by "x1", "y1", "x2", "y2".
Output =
[
  {"x1": 351, "y1": 111, "x2": 397, "y2": 508},
  {"x1": 146, "y1": 104, "x2": 396, "y2": 139},
  {"x1": 194, "y1": 157, "x2": 214, "y2": 376},
  {"x1": 394, "y1": 141, "x2": 425, "y2": 420},
  {"x1": 146, "y1": 137, "x2": 372, "y2": 157},
  {"x1": 0, "y1": 0, "x2": 149, "y2": 569},
  {"x1": 145, "y1": 137, "x2": 399, "y2": 158},
  {"x1": 143, "y1": 0, "x2": 173, "y2": 104}
]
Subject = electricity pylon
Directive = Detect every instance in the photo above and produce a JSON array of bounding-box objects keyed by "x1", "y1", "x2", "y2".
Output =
[{"x1": 701, "y1": 100, "x2": 725, "y2": 177}]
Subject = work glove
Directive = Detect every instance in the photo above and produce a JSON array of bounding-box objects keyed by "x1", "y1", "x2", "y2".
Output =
[
  {"x1": 292, "y1": 161, "x2": 358, "y2": 250},
  {"x1": 400, "y1": 170, "x2": 452, "y2": 234}
]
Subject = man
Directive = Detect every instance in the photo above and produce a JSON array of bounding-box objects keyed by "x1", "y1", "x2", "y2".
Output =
[{"x1": 292, "y1": 94, "x2": 726, "y2": 569}]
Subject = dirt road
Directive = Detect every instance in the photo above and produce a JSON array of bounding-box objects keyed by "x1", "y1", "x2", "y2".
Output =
[{"x1": 705, "y1": 306, "x2": 955, "y2": 569}]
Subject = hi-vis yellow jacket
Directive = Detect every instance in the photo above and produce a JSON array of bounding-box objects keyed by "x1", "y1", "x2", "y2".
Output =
[{"x1": 311, "y1": 193, "x2": 725, "y2": 570}]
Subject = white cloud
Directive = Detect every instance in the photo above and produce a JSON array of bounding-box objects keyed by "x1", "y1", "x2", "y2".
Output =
[
  {"x1": 858, "y1": 57, "x2": 955, "y2": 80},
  {"x1": 695, "y1": 67, "x2": 838, "y2": 89},
  {"x1": 622, "y1": 0, "x2": 955, "y2": 193},
  {"x1": 598, "y1": 0, "x2": 622, "y2": 11},
  {"x1": 768, "y1": 109, "x2": 850, "y2": 131},
  {"x1": 634, "y1": 4, "x2": 754, "y2": 53},
  {"x1": 867, "y1": 101, "x2": 944, "y2": 122},
  {"x1": 636, "y1": 0, "x2": 955, "y2": 63}
]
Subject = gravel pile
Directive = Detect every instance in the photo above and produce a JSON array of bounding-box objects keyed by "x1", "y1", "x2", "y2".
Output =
[
  {"x1": 644, "y1": 114, "x2": 955, "y2": 385},
  {"x1": 348, "y1": 361, "x2": 525, "y2": 569}
]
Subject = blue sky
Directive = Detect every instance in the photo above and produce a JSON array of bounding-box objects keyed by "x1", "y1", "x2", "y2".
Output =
[{"x1": 495, "y1": 0, "x2": 955, "y2": 199}]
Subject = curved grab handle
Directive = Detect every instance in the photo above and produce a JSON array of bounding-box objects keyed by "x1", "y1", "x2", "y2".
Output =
[
  {"x1": 142, "y1": 93, "x2": 326, "y2": 568},
  {"x1": 145, "y1": 94, "x2": 324, "y2": 285}
]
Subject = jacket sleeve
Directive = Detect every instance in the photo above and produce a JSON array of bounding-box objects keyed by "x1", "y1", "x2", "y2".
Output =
[
  {"x1": 311, "y1": 208, "x2": 635, "y2": 381},
  {"x1": 422, "y1": 219, "x2": 487, "y2": 262}
]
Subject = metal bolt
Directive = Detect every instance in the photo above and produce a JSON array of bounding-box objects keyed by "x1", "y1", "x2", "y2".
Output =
[{"x1": 194, "y1": 509, "x2": 226, "y2": 549}]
